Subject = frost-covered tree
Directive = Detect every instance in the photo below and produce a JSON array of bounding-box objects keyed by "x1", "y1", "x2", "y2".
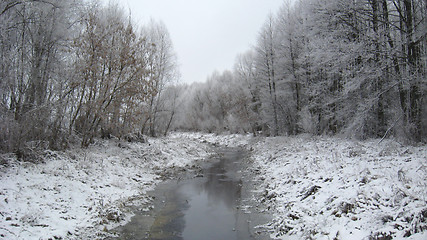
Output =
[
  {"x1": 254, "y1": 15, "x2": 281, "y2": 136},
  {"x1": 300, "y1": 0, "x2": 426, "y2": 141},
  {"x1": 274, "y1": 1, "x2": 307, "y2": 135},
  {"x1": 234, "y1": 50, "x2": 262, "y2": 134},
  {"x1": 69, "y1": 2, "x2": 154, "y2": 147},
  {"x1": 0, "y1": 0, "x2": 182, "y2": 152},
  {"x1": 140, "y1": 20, "x2": 179, "y2": 137},
  {"x1": 175, "y1": 0, "x2": 425, "y2": 142},
  {"x1": 0, "y1": 0, "x2": 81, "y2": 152}
]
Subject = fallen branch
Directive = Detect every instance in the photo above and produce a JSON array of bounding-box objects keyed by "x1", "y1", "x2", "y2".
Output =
[{"x1": 378, "y1": 115, "x2": 402, "y2": 144}]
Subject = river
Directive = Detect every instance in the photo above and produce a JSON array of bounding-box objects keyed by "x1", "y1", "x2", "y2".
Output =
[{"x1": 111, "y1": 147, "x2": 271, "y2": 240}]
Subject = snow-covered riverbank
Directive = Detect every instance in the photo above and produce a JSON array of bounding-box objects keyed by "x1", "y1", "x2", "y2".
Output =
[
  {"x1": 0, "y1": 134, "x2": 212, "y2": 239},
  {"x1": 156, "y1": 133, "x2": 427, "y2": 239},
  {"x1": 249, "y1": 135, "x2": 427, "y2": 240},
  {"x1": 1, "y1": 133, "x2": 426, "y2": 240}
]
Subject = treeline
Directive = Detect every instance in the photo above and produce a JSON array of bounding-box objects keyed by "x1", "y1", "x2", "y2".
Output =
[
  {"x1": 0, "y1": 0, "x2": 179, "y2": 152},
  {"x1": 174, "y1": 0, "x2": 426, "y2": 142},
  {"x1": 1, "y1": 0, "x2": 425, "y2": 154}
]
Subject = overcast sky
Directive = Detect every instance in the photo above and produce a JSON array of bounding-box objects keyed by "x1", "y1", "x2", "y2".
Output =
[{"x1": 102, "y1": 0, "x2": 284, "y2": 83}]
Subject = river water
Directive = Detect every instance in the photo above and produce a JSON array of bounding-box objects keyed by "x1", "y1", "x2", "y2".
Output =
[{"x1": 112, "y1": 147, "x2": 271, "y2": 240}]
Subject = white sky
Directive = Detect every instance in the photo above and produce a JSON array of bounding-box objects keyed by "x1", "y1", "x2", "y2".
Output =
[{"x1": 102, "y1": 0, "x2": 284, "y2": 83}]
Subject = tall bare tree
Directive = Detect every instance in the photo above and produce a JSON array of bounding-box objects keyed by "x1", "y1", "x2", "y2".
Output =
[{"x1": 141, "y1": 20, "x2": 179, "y2": 137}]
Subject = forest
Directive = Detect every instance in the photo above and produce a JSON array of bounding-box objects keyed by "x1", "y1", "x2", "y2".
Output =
[
  {"x1": 174, "y1": 0, "x2": 426, "y2": 142},
  {"x1": 1, "y1": 0, "x2": 426, "y2": 154}
]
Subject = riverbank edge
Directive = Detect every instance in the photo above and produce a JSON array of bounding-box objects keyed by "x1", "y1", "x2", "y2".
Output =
[
  {"x1": 246, "y1": 135, "x2": 427, "y2": 240},
  {"x1": 0, "y1": 133, "x2": 214, "y2": 239},
  {"x1": 186, "y1": 133, "x2": 427, "y2": 239}
]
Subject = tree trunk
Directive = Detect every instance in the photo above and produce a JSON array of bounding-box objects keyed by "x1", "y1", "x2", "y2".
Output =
[{"x1": 402, "y1": 0, "x2": 422, "y2": 141}]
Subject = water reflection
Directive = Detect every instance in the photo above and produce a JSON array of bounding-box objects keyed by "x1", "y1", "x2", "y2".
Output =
[
  {"x1": 203, "y1": 156, "x2": 242, "y2": 209},
  {"x1": 181, "y1": 150, "x2": 244, "y2": 240},
  {"x1": 112, "y1": 148, "x2": 252, "y2": 240}
]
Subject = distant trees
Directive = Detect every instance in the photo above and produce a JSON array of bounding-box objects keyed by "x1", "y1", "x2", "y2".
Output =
[
  {"x1": 0, "y1": 0, "x2": 179, "y2": 152},
  {"x1": 173, "y1": 70, "x2": 254, "y2": 134},
  {"x1": 1, "y1": 0, "x2": 425, "y2": 153},
  {"x1": 175, "y1": 0, "x2": 426, "y2": 142}
]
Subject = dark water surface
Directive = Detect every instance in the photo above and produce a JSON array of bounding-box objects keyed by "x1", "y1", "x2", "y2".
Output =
[{"x1": 112, "y1": 148, "x2": 270, "y2": 240}]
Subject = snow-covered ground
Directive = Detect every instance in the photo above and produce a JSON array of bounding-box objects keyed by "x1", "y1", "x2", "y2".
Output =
[
  {"x1": 177, "y1": 132, "x2": 252, "y2": 148},
  {"x1": 1, "y1": 132, "x2": 426, "y2": 240},
  {"x1": 249, "y1": 135, "x2": 427, "y2": 240},
  {"x1": 0, "y1": 134, "x2": 212, "y2": 239}
]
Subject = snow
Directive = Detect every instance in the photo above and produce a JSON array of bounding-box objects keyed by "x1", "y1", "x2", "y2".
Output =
[
  {"x1": 1, "y1": 132, "x2": 426, "y2": 239},
  {"x1": 0, "y1": 134, "x2": 212, "y2": 239},
  {"x1": 248, "y1": 135, "x2": 427, "y2": 239},
  {"x1": 177, "y1": 132, "x2": 252, "y2": 148}
]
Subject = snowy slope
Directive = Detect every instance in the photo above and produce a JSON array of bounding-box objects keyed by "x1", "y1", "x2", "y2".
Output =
[
  {"x1": 249, "y1": 135, "x2": 427, "y2": 240},
  {"x1": 0, "y1": 134, "x2": 212, "y2": 240}
]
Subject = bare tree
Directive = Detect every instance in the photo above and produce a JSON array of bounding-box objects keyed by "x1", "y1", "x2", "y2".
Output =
[
  {"x1": 255, "y1": 15, "x2": 280, "y2": 136},
  {"x1": 141, "y1": 20, "x2": 179, "y2": 137},
  {"x1": 70, "y1": 2, "x2": 153, "y2": 146},
  {"x1": 234, "y1": 51, "x2": 262, "y2": 135},
  {"x1": 0, "y1": 0, "x2": 80, "y2": 152}
]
